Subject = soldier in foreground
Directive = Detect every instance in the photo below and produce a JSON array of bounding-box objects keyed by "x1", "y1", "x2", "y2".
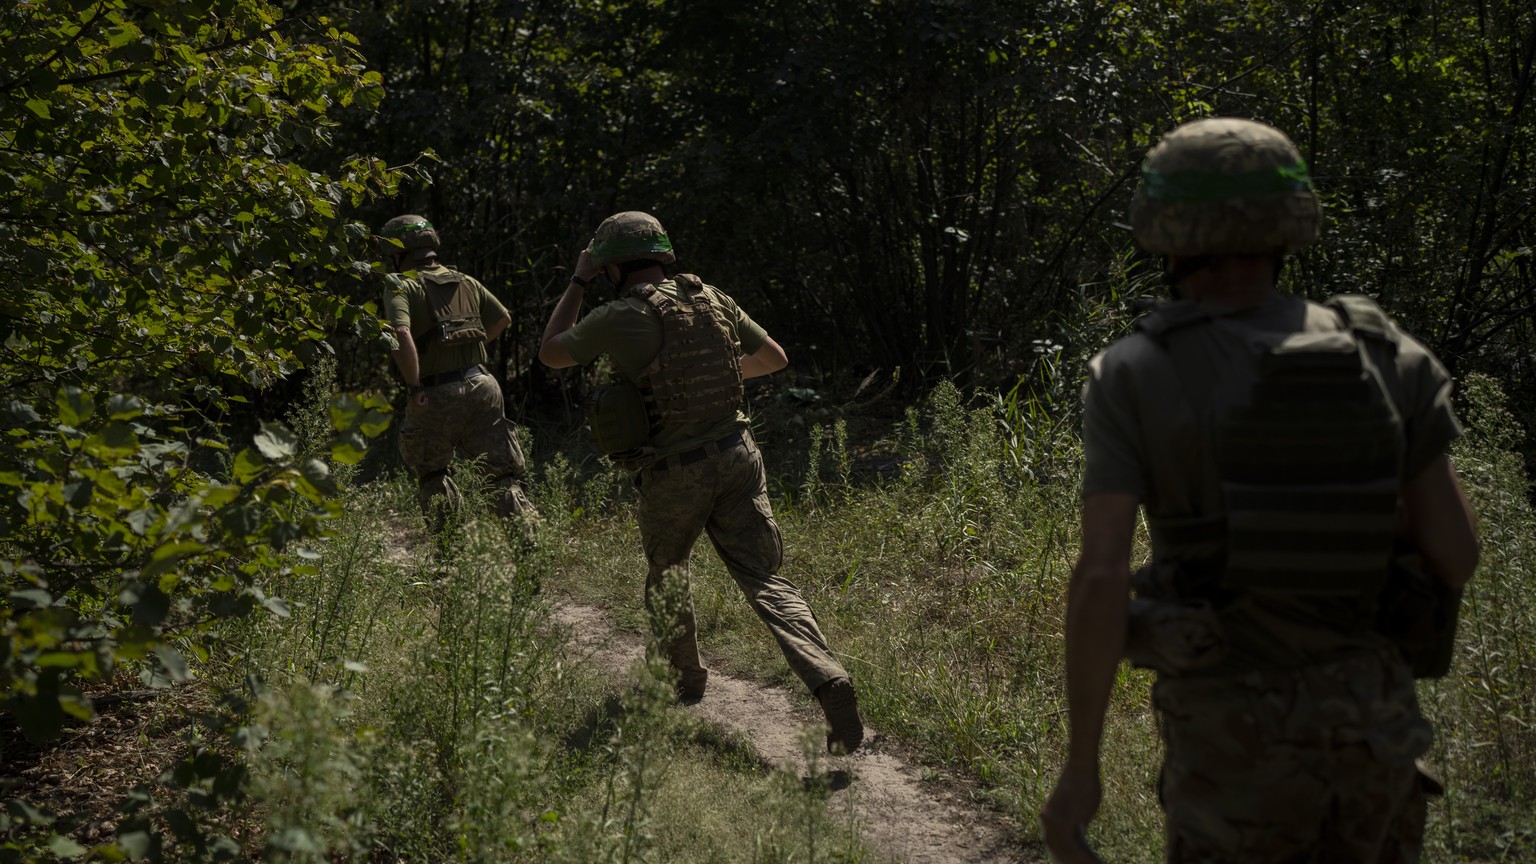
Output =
[
  {"x1": 1040, "y1": 119, "x2": 1479, "y2": 862},
  {"x1": 379, "y1": 215, "x2": 537, "y2": 532},
  {"x1": 537, "y1": 211, "x2": 863, "y2": 754}
]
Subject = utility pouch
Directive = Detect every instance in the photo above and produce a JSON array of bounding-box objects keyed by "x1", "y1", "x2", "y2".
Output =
[
  {"x1": 1375, "y1": 547, "x2": 1464, "y2": 678},
  {"x1": 586, "y1": 381, "x2": 653, "y2": 455},
  {"x1": 422, "y1": 269, "x2": 486, "y2": 347},
  {"x1": 1125, "y1": 563, "x2": 1228, "y2": 675},
  {"x1": 1125, "y1": 596, "x2": 1228, "y2": 675}
]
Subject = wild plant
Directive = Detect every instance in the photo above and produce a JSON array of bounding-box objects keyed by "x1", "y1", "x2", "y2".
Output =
[
  {"x1": 241, "y1": 682, "x2": 372, "y2": 861},
  {"x1": 1417, "y1": 373, "x2": 1536, "y2": 858},
  {"x1": 552, "y1": 568, "x2": 691, "y2": 863}
]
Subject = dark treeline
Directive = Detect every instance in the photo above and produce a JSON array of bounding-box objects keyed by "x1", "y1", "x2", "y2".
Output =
[
  {"x1": 3, "y1": 2, "x2": 1534, "y2": 857},
  {"x1": 298, "y1": 0, "x2": 1534, "y2": 454}
]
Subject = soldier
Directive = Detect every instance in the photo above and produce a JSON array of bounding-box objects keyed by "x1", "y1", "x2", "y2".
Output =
[
  {"x1": 1039, "y1": 119, "x2": 1479, "y2": 863},
  {"x1": 537, "y1": 211, "x2": 863, "y2": 754},
  {"x1": 379, "y1": 215, "x2": 536, "y2": 532}
]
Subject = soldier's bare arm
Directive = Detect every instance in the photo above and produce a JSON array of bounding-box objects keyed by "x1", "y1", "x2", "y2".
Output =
[
  {"x1": 485, "y1": 312, "x2": 511, "y2": 343},
  {"x1": 389, "y1": 325, "x2": 429, "y2": 411},
  {"x1": 739, "y1": 337, "x2": 788, "y2": 379},
  {"x1": 1041, "y1": 492, "x2": 1136, "y2": 862},
  {"x1": 1402, "y1": 454, "x2": 1479, "y2": 589}
]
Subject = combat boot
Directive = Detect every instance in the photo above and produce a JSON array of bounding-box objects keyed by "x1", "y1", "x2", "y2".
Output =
[{"x1": 816, "y1": 677, "x2": 863, "y2": 754}]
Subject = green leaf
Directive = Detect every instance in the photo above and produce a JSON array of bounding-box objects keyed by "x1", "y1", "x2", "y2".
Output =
[
  {"x1": 125, "y1": 507, "x2": 157, "y2": 536},
  {"x1": 253, "y1": 423, "x2": 296, "y2": 460},
  {"x1": 297, "y1": 458, "x2": 336, "y2": 498},
  {"x1": 3, "y1": 400, "x2": 42, "y2": 426},
  {"x1": 105, "y1": 394, "x2": 146, "y2": 421},
  {"x1": 56, "y1": 387, "x2": 95, "y2": 425},
  {"x1": 10, "y1": 588, "x2": 55, "y2": 609},
  {"x1": 63, "y1": 479, "x2": 95, "y2": 509},
  {"x1": 48, "y1": 834, "x2": 88, "y2": 858},
  {"x1": 330, "y1": 432, "x2": 367, "y2": 464},
  {"x1": 117, "y1": 829, "x2": 155, "y2": 859},
  {"x1": 84, "y1": 422, "x2": 141, "y2": 459},
  {"x1": 154, "y1": 646, "x2": 191, "y2": 682},
  {"x1": 6, "y1": 799, "x2": 54, "y2": 826},
  {"x1": 233, "y1": 448, "x2": 264, "y2": 481},
  {"x1": 36, "y1": 652, "x2": 88, "y2": 669},
  {"x1": 59, "y1": 690, "x2": 94, "y2": 722},
  {"x1": 200, "y1": 484, "x2": 242, "y2": 509},
  {"x1": 25, "y1": 98, "x2": 51, "y2": 119},
  {"x1": 142, "y1": 540, "x2": 207, "y2": 580}
]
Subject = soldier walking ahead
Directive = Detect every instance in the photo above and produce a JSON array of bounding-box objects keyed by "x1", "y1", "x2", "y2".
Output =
[
  {"x1": 379, "y1": 215, "x2": 537, "y2": 532},
  {"x1": 538, "y1": 211, "x2": 863, "y2": 754},
  {"x1": 1040, "y1": 119, "x2": 1480, "y2": 862}
]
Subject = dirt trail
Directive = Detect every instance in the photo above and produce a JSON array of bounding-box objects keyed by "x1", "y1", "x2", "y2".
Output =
[{"x1": 550, "y1": 603, "x2": 1034, "y2": 864}]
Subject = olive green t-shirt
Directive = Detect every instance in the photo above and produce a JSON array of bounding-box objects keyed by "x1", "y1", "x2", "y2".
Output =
[
  {"x1": 382, "y1": 264, "x2": 509, "y2": 377},
  {"x1": 559, "y1": 279, "x2": 768, "y2": 456},
  {"x1": 1081, "y1": 292, "x2": 1463, "y2": 671}
]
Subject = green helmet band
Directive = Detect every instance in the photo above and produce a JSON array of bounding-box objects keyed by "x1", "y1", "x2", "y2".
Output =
[
  {"x1": 384, "y1": 219, "x2": 434, "y2": 237},
  {"x1": 1141, "y1": 160, "x2": 1312, "y2": 203},
  {"x1": 592, "y1": 234, "x2": 673, "y2": 262}
]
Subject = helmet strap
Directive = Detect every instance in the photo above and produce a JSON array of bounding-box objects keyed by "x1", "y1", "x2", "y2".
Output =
[{"x1": 615, "y1": 258, "x2": 664, "y2": 289}]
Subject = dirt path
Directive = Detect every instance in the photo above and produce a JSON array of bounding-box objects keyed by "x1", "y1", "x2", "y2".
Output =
[{"x1": 550, "y1": 603, "x2": 1034, "y2": 864}]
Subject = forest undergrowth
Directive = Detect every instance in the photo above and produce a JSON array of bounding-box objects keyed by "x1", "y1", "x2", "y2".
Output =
[
  {"x1": 7, "y1": 373, "x2": 1533, "y2": 862},
  {"x1": 531, "y1": 375, "x2": 1536, "y2": 863}
]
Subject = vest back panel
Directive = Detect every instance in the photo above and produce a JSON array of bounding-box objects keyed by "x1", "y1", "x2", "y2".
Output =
[{"x1": 631, "y1": 275, "x2": 744, "y2": 431}]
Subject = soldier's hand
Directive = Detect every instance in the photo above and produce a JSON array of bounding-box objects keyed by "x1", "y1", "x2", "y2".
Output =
[
  {"x1": 574, "y1": 248, "x2": 598, "y2": 283},
  {"x1": 408, "y1": 391, "x2": 429, "y2": 412},
  {"x1": 1041, "y1": 765, "x2": 1106, "y2": 864}
]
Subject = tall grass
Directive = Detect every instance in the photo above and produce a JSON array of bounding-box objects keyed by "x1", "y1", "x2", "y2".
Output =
[
  {"x1": 227, "y1": 349, "x2": 1534, "y2": 862},
  {"x1": 1419, "y1": 373, "x2": 1536, "y2": 860},
  {"x1": 214, "y1": 457, "x2": 869, "y2": 861},
  {"x1": 542, "y1": 370, "x2": 1536, "y2": 862}
]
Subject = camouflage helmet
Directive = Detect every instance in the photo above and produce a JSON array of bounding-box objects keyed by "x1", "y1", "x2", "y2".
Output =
[
  {"x1": 589, "y1": 211, "x2": 676, "y2": 266},
  {"x1": 378, "y1": 214, "x2": 440, "y2": 258},
  {"x1": 1131, "y1": 118, "x2": 1320, "y2": 256}
]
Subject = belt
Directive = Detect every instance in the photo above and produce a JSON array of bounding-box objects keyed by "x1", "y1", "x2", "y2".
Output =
[
  {"x1": 421, "y1": 364, "x2": 486, "y2": 387},
  {"x1": 650, "y1": 430, "x2": 747, "y2": 472}
]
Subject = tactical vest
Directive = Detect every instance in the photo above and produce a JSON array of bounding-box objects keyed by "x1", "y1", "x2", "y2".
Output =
[
  {"x1": 632, "y1": 275, "x2": 744, "y2": 430},
  {"x1": 583, "y1": 276, "x2": 744, "y2": 461},
  {"x1": 1139, "y1": 295, "x2": 1405, "y2": 603},
  {"x1": 417, "y1": 268, "x2": 486, "y2": 359}
]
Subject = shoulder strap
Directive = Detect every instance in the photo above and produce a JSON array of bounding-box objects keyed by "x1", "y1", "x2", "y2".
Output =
[
  {"x1": 1326, "y1": 294, "x2": 1399, "y2": 346},
  {"x1": 627, "y1": 282, "x2": 678, "y2": 314},
  {"x1": 420, "y1": 267, "x2": 462, "y2": 287}
]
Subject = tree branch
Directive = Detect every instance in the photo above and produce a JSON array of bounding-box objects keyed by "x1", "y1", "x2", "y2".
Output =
[{"x1": 0, "y1": 0, "x2": 112, "y2": 94}]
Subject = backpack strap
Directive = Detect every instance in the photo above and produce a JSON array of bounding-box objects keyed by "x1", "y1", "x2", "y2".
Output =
[{"x1": 1326, "y1": 294, "x2": 1400, "y2": 347}]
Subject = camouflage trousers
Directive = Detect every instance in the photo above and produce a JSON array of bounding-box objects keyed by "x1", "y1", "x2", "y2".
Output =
[
  {"x1": 1154, "y1": 649, "x2": 1433, "y2": 863},
  {"x1": 634, "y1": 428, "x2": 848, "y2": 694},
  {"x1": 397, "y1": 370, "x2": 534, "y2": 528}
]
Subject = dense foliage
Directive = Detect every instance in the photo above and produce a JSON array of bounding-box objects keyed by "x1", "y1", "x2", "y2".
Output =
[
  {"x1": 3, "y1": 0, "x2": 1534, "y2": 859},
  {"x1": 320, "y1": 0, "x2": 1534, "y2": 420},
  {"x1": 2, "y1": 0, "x2": 399, "y2": 857}
]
